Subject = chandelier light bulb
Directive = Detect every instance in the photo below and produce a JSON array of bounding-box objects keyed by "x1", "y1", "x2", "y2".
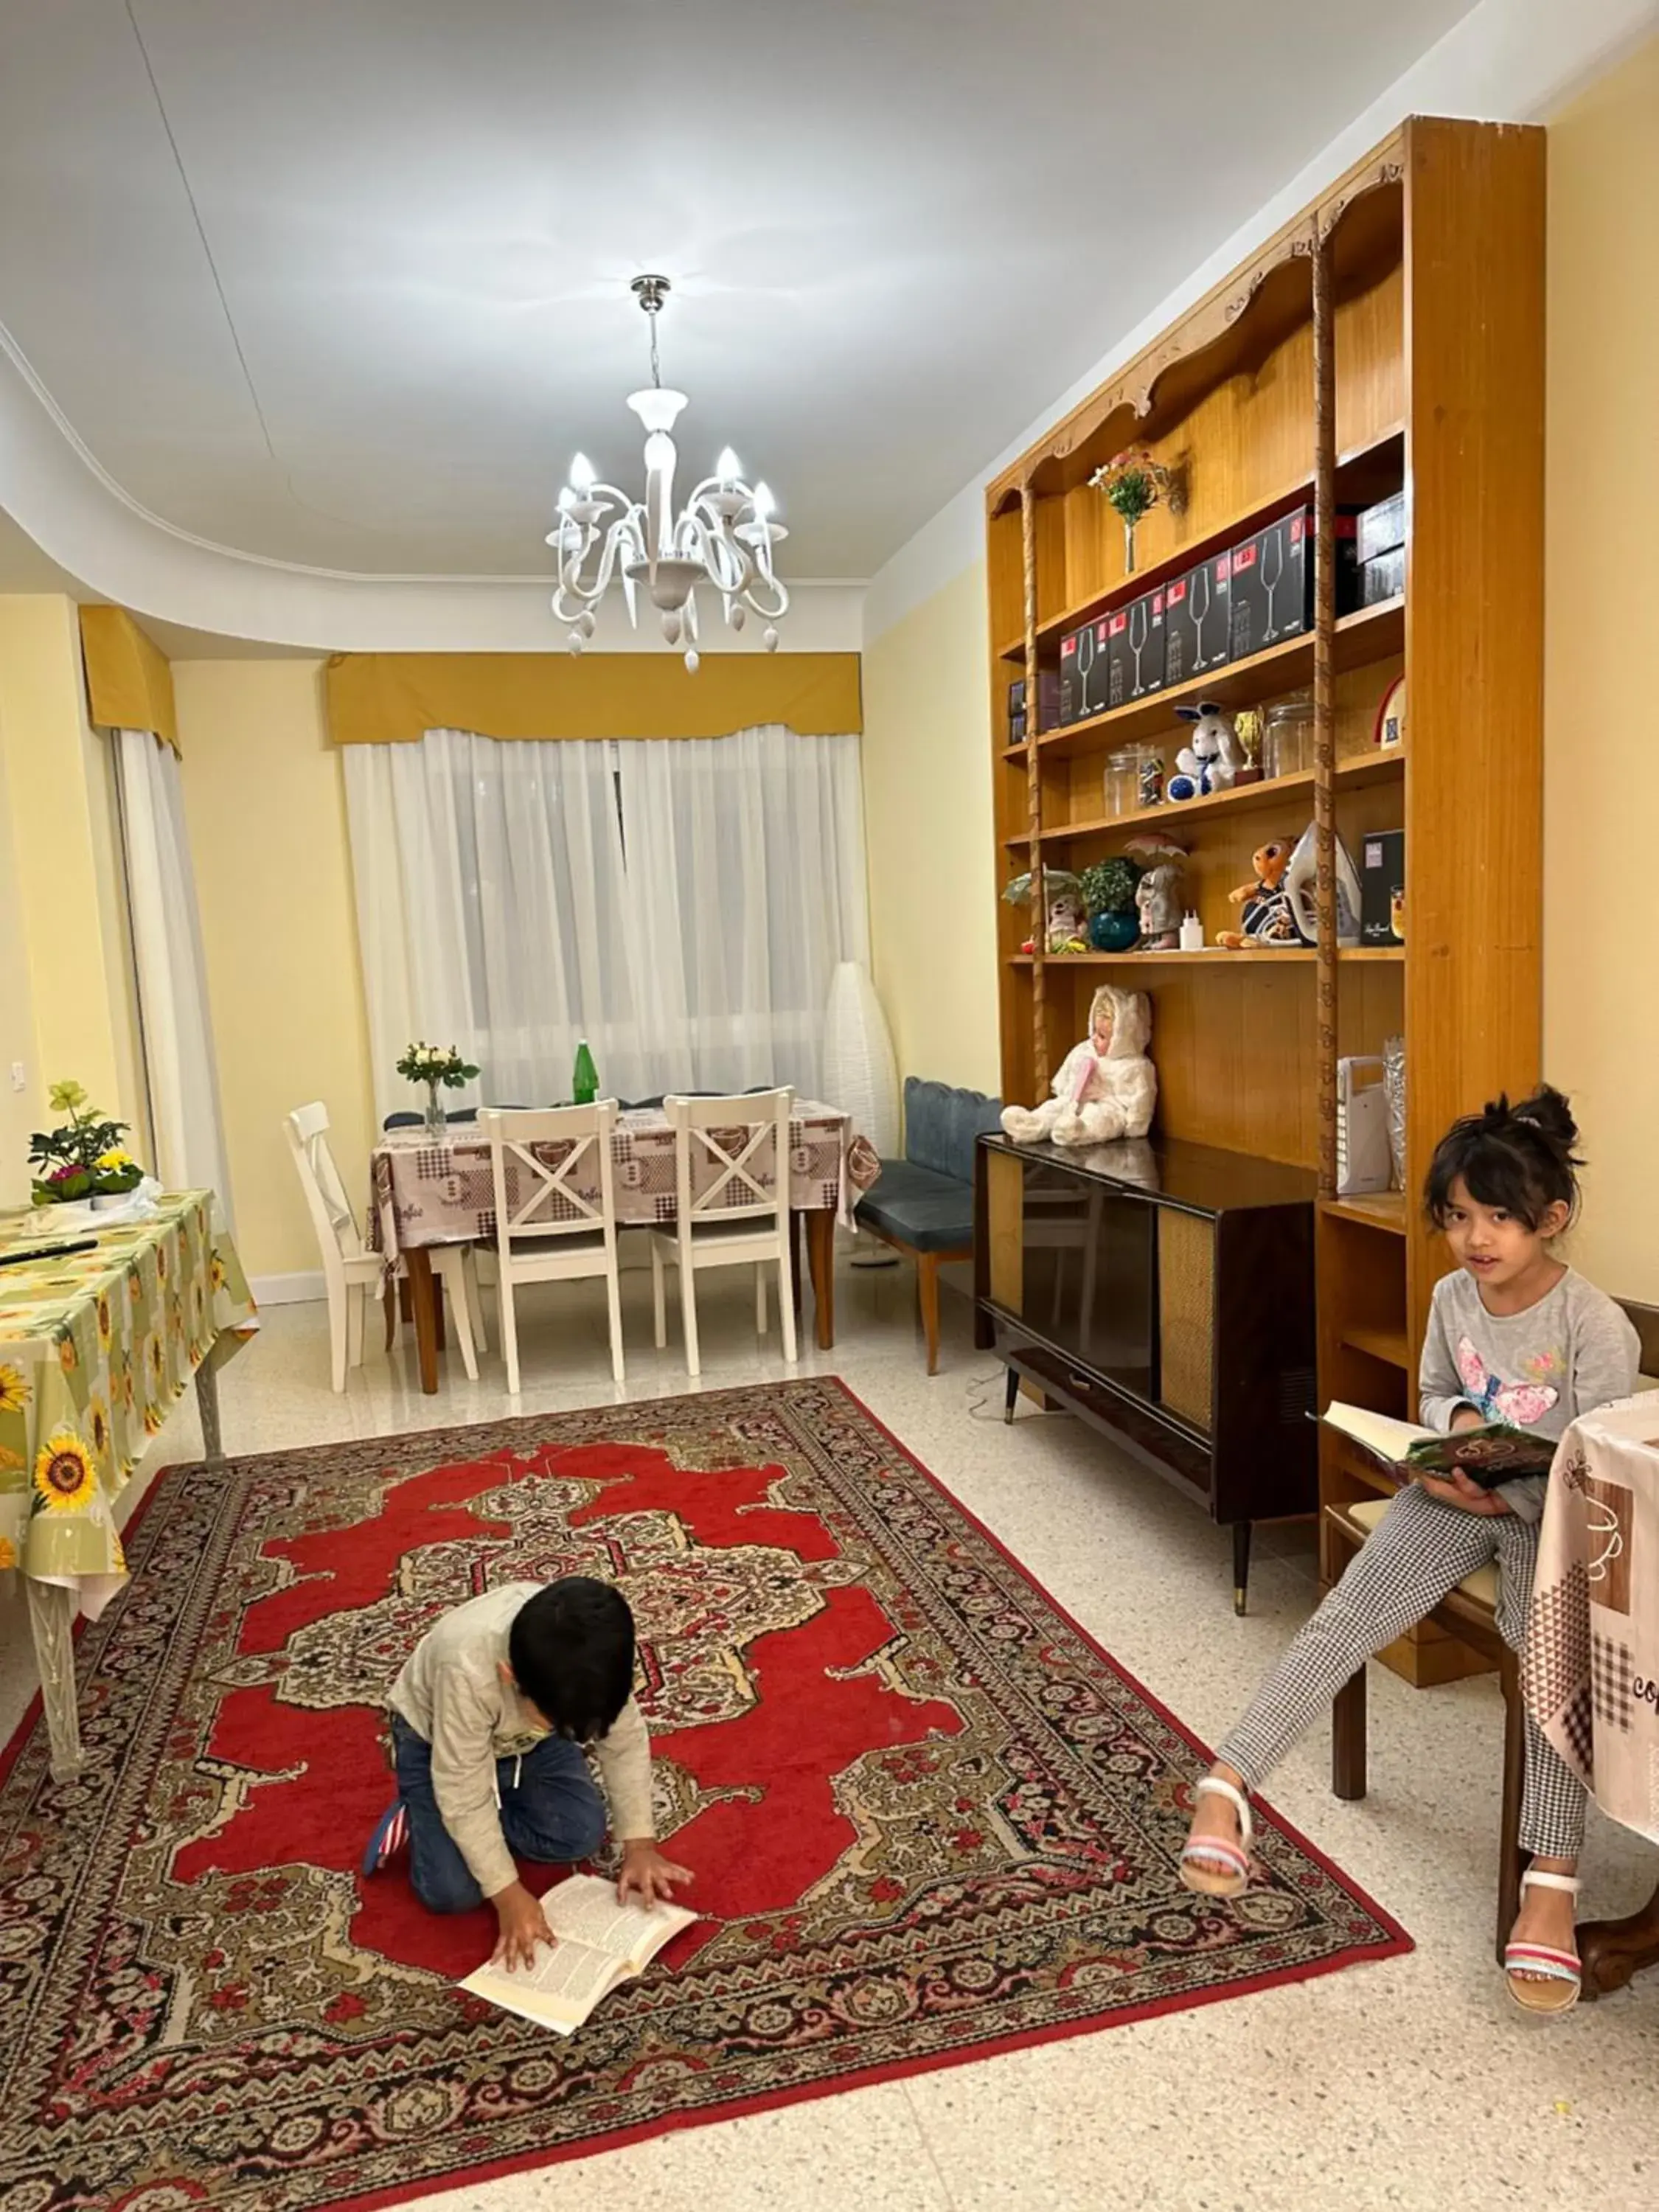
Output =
[
  {"x1": 753, "y1": 481, "x2": 776, "y2": 520},
  {"x1": 557, "y1": 486, "x2": 576, "y2": 513},
  {"x1": 569, "y1": 452, "x2": 597, "y2": 493},
  {"x1": 715, "y1": 446, "x2": 742, "y2": 485}
]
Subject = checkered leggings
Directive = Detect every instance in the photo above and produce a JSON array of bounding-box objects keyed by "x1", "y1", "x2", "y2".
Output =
[{"x1": 1217, "y1": 1484, "x2": 1586, "y2": 1858}]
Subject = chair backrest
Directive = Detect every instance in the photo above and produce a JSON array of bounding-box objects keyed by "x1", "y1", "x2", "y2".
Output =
[
  {"x1": 283, "y1": 1102, "x2": 365, "y2": 1276},
  {"x1": 902, "y1": 1077, "x2": 1004, "y2": 1183},
  {"x1": 1617, "y1": 1296, "x2": 1659, "y2": 1383},
  {"x1": 664, "y1": 1088, "x2": 793, "y2": 1237},
  {"x1": 481, "y1": 1102, "x2": 619, "y2": 1253}
]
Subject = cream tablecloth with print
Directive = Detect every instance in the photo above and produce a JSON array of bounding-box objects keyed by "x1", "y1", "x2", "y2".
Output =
[
  {"x1": 1523, "y1": 1397, "x2": 1659, "y2": 1846},
  {"x1": 0, "y1": 1192, "x2": 257, "y2": 1776}
]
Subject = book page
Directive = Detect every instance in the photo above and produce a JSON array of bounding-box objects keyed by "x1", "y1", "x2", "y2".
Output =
[
  {"x1": 459, "y1": 1937, "x2": 625, "y2": 2034},
  {"x1": 541, "y1": 1873, "x2": 696, "y2": 1970},
  {"x1": 1323, "y1": 1402, "x2": 1435, "y2": 1465}
]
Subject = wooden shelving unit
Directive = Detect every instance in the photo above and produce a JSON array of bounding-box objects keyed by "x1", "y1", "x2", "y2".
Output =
[{"x1": 984, "y1": 116, "x2": 1545, "y2": 1686}]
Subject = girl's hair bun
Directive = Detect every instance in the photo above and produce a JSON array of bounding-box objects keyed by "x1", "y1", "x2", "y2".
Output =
[{"x1": 1506, "y1": 1084, "x2": 1581, "y2": 1164}]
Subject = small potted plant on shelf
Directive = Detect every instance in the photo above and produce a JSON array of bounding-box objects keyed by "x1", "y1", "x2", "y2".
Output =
[
  {"x1": 29, "y1": 1080, "x2": 140, "y2": 1208},
  {"x1": 1079, "y1": 858, "x2": 1143, "y2": 953},
  {"x1": 1087, "y1": 447, "x2": 1186, "y2": 574},
  {"x1": 397, "y1": 1041, "x2": 481, "y2": 1144}
]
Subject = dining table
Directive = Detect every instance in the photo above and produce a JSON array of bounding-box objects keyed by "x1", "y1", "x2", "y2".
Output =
[
  {"x1": 0, "y1": 1192, "x2": 258, "y2": 1778},
  {"x1": 1523, "y1": 1394, "x2": 1659, "y2": 1997},
  {"x1": 369, "y1": 1102, "x2": 881, "y2": 1394}
]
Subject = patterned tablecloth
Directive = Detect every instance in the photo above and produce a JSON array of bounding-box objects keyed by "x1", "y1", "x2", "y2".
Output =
[
  {"x1": 369, "y1": 1102, "x2": 880, "y2": 1259},
  {"x1": 1523, "y1": 1395, "x2": 1659, "y2": 1846},
  {"x1": 0, "y1": 1193, "x2": 257, "y2": 1613}
]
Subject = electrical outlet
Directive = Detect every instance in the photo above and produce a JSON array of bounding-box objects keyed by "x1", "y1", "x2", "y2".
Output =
[{"x1": 9, "y1": 1063, "x2": 24, "y2": 1094}]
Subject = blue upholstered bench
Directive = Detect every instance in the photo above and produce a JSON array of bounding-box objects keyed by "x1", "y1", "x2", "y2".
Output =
[{"x1": 855, "y1": 1077, "x2": 1004, "y2": 1374}]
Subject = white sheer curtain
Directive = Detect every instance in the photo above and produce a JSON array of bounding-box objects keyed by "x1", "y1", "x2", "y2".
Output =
[
  {"x1": 114, "y1": 729, "x2": 233, "y2": 1222},
  {"x1": 344, "y1": 723, "x2": 869, "y2": 1125}
]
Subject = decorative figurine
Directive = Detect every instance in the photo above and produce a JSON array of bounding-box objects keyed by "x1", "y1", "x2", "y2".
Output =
[
  {"x1": 1000, "y1": 984, "x2": 1157, "y2": 1147},
  {"x1": 1002, "y1": 868, "x2": 1088, "y2": 955},
  {"x1": 1125, "y1": 832, "x2": 1186, "y2": 950},
  {"x1": 1217, "y1": 838, "x2": 1300, "y2": 947},
  {"x1": 1283, "y1": 821, "x2": 1365, "y2": 946},
  {"x1": 1166, "y1": 702, "x2": 1233, "y2": 801}
]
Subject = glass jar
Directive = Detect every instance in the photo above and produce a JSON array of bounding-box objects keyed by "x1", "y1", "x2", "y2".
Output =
[
  {"x1": 1264, "y1": 698, "x2": 1313, "y2": 779},
  {"x1": 1106, "y1": 748, "x2": 1161, "y2": 818}
]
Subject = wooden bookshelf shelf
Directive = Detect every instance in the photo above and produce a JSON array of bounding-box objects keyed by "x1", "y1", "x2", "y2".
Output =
[
  {"x1": 986, "y1": 119, "x2": 1543, "y2": 1673},
  {"x1": 1341, "y1": 1324, "x2": 1413, "y2": 1371},
  {"x1": 1009, "y1": 949, "x2": 1316, "y2": 968},
  {"x1": 1034, "y1": 598, "x2": 1405, "y2": 762},
  {"x1": 1037, "y1": 745, "x2": 1402, "y2": 848},
  {"x1": 1322, "y1": 1192, "x2": 1408, "y2": 1235},
  {"x1": 995, "y1": 428, "x2": 1407, "y2": 664}
]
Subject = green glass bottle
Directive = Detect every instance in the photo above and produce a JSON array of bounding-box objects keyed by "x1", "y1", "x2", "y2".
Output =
[{"x1": 571, "y1": 1039, "x2": 599, "y2": 1106}]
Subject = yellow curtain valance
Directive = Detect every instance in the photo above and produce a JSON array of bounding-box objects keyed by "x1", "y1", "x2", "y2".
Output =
[
  {"x1": 78, "y1": 605, "x2": 179, "y2": 754},
  {"x1": 324, "y1": 650, "x2": 862, "y2": 745}
]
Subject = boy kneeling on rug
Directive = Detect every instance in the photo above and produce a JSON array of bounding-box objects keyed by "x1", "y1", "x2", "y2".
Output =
[{"x1": 364, "y1": 1576, "x2": 691, "y2": 1968}]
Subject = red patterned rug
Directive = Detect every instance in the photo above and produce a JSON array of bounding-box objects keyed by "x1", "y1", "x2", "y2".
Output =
[{"x1": 1, "y1": 1380, "x2": 1408, "y2": 2211}]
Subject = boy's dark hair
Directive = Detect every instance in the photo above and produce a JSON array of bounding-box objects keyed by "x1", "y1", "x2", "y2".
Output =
[
  {"x1": 508, "y1": 1577, "x2": 636, "y2": 1742},
  {"x1": 1424, "y1": 1084, "x2": 1583, "y2": 1233}
]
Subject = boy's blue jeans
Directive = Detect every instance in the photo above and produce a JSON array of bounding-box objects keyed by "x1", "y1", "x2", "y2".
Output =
[{"x1": 392, "y1": 1712, "x2": 607, "y2": 1913}]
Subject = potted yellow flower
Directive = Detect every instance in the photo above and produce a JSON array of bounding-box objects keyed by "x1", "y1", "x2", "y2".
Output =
[{"x1": 28, "y1": 1080, "x2": 145, "y2": 1209}]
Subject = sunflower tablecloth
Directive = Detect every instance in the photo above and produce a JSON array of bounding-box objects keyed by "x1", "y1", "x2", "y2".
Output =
[{"x1": 0, "y1": 1192, "x2": 256, "y2": 1616}]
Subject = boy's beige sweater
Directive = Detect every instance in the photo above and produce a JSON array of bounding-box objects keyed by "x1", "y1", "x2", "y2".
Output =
[{"x1": 390, "y1": 1582, "x2": 654, "y2": 1897}]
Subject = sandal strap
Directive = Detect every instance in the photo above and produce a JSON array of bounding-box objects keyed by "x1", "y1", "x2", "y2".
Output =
[
  {"x1": 1505, "y1": 1944, "x2": 1582, "y2": 1983},
  {"x1": 1194, "y1": 1775, "x2": 1252, "y2": 1848},
  {"x1": 1520, "y1": 1870, "x2": 1581, "y2": 1897},
  {"x1": 1182, "y1": 1837, "x2": 1250, "y2": 1874}
]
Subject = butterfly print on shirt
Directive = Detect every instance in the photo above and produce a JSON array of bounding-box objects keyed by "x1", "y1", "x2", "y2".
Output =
[{"x1": 1455, "y1": 1337, "x2": 1559, "y2": 1427}]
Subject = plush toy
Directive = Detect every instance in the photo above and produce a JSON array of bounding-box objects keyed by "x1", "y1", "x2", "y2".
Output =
[
  {"x1": 1000, "y1": 984, "x2": 1156, "y2": 1147},
  {"x1": 1217, "y1": 838, "x2": 1298, "y2": 947},
  {"x1": 1167, "y1": 701, "x2": 1234, "y2": 801}
]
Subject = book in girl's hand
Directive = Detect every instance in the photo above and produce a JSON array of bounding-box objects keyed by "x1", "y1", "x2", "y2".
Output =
[
  {"x1": 1320, "y1": 1401, "x2": 1556, "y2": 1488},
  {"x1": 459, "y1": 1874, "x2": 697, "y2": 2034}
]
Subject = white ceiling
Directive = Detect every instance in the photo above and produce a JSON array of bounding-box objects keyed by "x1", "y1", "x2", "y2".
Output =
[{"x1": 0, "y1": 1, "x2": 1478, "y2": 586}]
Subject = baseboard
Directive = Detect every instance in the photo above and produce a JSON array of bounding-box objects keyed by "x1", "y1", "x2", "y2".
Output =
[{"x1": 249, "y1": 1270, "x2": 327, "y2": 1306}]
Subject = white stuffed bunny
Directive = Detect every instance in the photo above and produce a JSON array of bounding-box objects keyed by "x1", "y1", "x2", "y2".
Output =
[
  {"x1": 1167, "y1": 701, "x2": 1237, "y2": 801},
  {"x1": 1000, "y1": 984, "x2": 1157, "y2": 1148}
]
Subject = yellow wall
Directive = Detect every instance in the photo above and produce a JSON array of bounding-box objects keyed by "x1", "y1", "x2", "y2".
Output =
[
  {"x1": 1543, "y1": 35, "x2": 1658, "y2": 1299},
  {"x1": 861, "y1": 561, "x2": 1001, "y2": 1096},
  {"x1": 0, "y1": 594, "x2": 146, "y2": 1202},
  {"x1": 173, "y1": 659, "x2": 377, "y2": 1282}
]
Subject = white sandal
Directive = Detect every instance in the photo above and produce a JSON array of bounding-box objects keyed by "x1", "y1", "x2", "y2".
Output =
[
  {"x1": 1179, "y1": 1776, "x2": 1253, "y2": 1899},
  {"x1": 1504, "y1": 1870, "x2": 1582, "y2": 2016}
]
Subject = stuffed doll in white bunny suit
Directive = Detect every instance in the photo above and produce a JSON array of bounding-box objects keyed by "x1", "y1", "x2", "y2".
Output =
[{"x1": 999, "y1": 984, "x2": 1156, "y2": 1147}]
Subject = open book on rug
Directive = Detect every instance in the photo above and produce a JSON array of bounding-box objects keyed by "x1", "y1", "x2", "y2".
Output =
[
  {"x1": 459, "y1": 1875, "x2": 697, "y2": 2034},
  {"x1": 1321, "y1": 1401, "x2": 1555, "y2": 1488}
]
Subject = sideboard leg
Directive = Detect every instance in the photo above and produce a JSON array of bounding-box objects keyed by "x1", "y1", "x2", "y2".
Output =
[{"x1": 1232, "y1": 1520, "x2": 1253, "y2": 1616}]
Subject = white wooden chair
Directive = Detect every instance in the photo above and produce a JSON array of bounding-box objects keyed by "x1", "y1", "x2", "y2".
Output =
[
  {"x1": 284, "y1": 1102, "x2": 481, "y2": 1391},
  {"x1": 650, "y1": 1089, "x2": 796, "y2": 1379},
  {"x1": 481, "y1": 1102, "x2": 625, "y2": 1394}
]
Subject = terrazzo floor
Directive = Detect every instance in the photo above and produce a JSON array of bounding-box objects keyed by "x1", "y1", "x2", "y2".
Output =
[{"x1": 7, "y1": 1249, "x2": 1654, "y2": 2211}]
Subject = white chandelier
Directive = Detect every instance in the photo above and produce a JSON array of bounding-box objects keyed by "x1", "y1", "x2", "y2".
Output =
[{"x1": 546, "y1": 275, "x2": 788, "y2": 671}]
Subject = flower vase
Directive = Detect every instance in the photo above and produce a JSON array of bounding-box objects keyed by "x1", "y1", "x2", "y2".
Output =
[
  {"x1": 1090, "y1": 909, "x2": 1140, "y2": 953},
  {"x1": 1123, "y1": 519, "x2": 1137, "y2": 574},
  {"x1": 422, "y1": 1083, "x2": 448, "y2": 1145}
]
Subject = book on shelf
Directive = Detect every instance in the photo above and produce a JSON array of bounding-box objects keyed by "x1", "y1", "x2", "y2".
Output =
[
  {"x1": 1320, "y1": 1401, "x2": 1555, "y2": 1488},
  {"x1": 458, "y1": 1874, "x2": 696, "y2": 2034}
]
